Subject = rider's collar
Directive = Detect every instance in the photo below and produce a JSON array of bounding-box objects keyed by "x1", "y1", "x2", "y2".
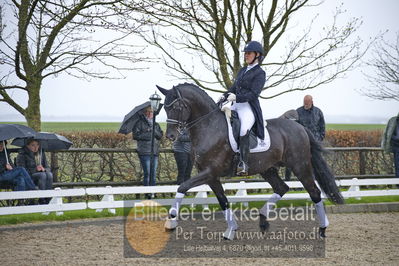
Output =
[{"x1": 246, "y1": 63, "x2": 258, "y2": 72}]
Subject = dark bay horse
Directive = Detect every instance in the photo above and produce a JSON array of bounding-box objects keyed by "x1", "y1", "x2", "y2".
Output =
[{"x1": 157, "y1": 83, "x2": 343, "y2": 240}]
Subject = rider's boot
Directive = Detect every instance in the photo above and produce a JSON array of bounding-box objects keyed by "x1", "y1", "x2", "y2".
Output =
[{"x1": 237, "y1": 131, "x2": 250, "y2": 176}]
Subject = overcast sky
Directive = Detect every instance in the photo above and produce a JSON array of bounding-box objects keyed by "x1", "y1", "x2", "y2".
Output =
[{"x1": 1, "y1": 0, "x2": 398, "y2": 124}]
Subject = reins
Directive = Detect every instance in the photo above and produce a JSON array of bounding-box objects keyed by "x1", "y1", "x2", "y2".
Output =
[
  {"x1": 165, "y1": 87, "x2": 220, "y2": 131},
  {"x1": 166, "y1": 106, "x2": 219, "y2": 131}
]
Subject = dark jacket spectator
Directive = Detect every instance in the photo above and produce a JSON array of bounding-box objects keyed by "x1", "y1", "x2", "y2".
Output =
[
  {"x1": 132, "y1": 107, "x2": 163, "y2": 192},
  {"x1": 16, "y1": 139, "x2": 53, "y2": 203},
  {"x1": 16, "y1": 146, "x2": 49, "y2": 176},
  {"x1": 382, "y1": 113, "x2": 399, "y2": 153},
  {"x1": 0, "y1": 141, "x2": 36, "y2": 191},
  {"x1": 382, "y1": 113, "x2": 399, "y2": 183},
  {"x1": 296, "y1": 95, "x2": 325, "y2": 142},
  {"x1": 132, "y1": 113, "x2": 163, "y2": 156}
]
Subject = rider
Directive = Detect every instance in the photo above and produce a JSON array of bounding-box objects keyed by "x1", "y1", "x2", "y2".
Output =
[{"x1": 221, "y1": 41, "x2": 266, "y2": 176}]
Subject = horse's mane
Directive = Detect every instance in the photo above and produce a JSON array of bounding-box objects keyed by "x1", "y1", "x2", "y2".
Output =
[{"x1": 174, "y1": 83, "x2": 218, "y2": 109}]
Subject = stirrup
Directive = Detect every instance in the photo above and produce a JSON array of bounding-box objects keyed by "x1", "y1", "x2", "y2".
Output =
[{"x1": 236, "y1": 161, "x2": 248, "y2": 176}]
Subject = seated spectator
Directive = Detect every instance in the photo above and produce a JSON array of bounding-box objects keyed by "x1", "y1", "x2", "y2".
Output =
[
  {"x1": 0, "y1": 141, "x2": 36, "y2": 191},
  {"x1": 16, "y1": 139, "x2": 53, "y2": 204}
]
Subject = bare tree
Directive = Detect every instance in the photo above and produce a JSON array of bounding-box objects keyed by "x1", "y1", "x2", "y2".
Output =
[
  {"x1": 0, "y1": 5, "x2": 4, "y2": 37},
  {"x1": 136, "y1": 0, "x2": 370, "y2": 98},
  {"x1": 0, "y1": 0, "x2": 146, "y2": 130},
  {"x1": 361, "y1": 33, "x2": 399, "y2": 101}
]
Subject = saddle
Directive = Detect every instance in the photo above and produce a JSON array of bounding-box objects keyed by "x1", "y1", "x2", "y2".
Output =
[
  {"x1": 222, "y1": 109, "x2": 271, "y2": 177},
  {"x1": 230, "y1": 110, "x2": 258, "y2": 150}
]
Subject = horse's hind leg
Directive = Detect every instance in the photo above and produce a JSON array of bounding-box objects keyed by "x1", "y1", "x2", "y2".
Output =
[
  {"x1": 258, "y1": 167, "x2": 289, "y2": 232},
  {"x1": 294, "y1": 165, "x2": 329, "y2": 238},
  {"x1": 208, "y1": 179, "x2": 238, "y2": 240}
]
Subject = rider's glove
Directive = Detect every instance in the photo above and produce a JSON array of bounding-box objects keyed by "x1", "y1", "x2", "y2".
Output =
[{"x1": 227, "y1": 93, "x2": 236, "y2": 102}]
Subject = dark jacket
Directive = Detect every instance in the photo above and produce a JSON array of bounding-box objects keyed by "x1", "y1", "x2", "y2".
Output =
[
  {"x1": 382, "y1": 114, "x2": 399, "y2": 153},
  {"x1": 0, "y1": 150, "x2": 14, "y2": 175},
  {"x1": 296, "y1": 105, "x2": 325, "y2": 141},
  {"x1": 16, "y1": 146, "x2": 49, "y2": 176},
  {"x1": 392, "y1": 120, "x2": 399, "y2": 153},
  {"x1": 226, "y1": 64, "x2": 266, "y2": 139},
  {"x1": 132, "y1": 114, "x2": 163, "y2": 156},
  {"x1": 173, "y1": 129, "x2": 192, "y2": 153}
]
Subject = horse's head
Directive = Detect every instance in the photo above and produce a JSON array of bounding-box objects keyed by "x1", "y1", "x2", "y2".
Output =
[{"x1": 157, "y1": 85, "x2": 191, "y2": 141}]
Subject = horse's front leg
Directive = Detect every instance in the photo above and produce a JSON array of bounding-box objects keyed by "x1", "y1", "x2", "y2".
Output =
[
  {"x1": 164, "y1": 168, "x2": 211, "y2": 230},
  {"x1": 208, "y1": 179, "x2": 238, "y2": 240}
]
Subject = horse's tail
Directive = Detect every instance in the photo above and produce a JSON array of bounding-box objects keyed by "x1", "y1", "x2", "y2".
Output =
[{"x1": 305, "y1": 128, "x2": 344, "y2": 204}]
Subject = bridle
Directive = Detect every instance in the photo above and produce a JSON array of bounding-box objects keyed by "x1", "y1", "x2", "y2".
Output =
[{"x1": 165, "y1": 87, "x2": 219, "y2": 133}]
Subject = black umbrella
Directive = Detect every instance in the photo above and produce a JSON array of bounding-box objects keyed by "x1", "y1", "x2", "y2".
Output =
[
  {"x1": 118, "y1": 101, "x2": 151, "y2": 134},
  {"x1": 0, "y1": 123, "x2": 36, "y2": 164},
  {"x1": 119, "y1": 101, "x2": 164, "y2": 134},
  {"x1": 0, "y1": 124, "x2": 36, "y2": 142},
  {"x1": 12, "y1": 132, "x2": 73, "y2": 151}
]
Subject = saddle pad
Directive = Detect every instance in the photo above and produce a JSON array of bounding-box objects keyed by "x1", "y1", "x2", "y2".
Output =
[{"x1": 224, "y1": 112, "x2": 271, "y2": 153}]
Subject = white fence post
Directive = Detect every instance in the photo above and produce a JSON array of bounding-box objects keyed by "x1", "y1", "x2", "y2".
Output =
[
  {"x1": 191, "y1": 191, "x2": 209, "y2": 210},
  {"x1": 43, "y1": 187, "x2": 64, "y2": 216},
  {"x1": 96, "y1": 186, "x2": 116, "y2": 214},
  {"x1": 235, "y1": 181, "x2": 248, "y2": 207},
  {"x1": 348, "y1": 178, "x2": 361, "y2": 200},
  {"x1": 2, "y1": 178, "x2": 399, "y2": 216}
]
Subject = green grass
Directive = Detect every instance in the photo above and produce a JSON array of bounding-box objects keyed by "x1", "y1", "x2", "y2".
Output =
[
  {"x1": 326, "y1": 124, "x2": 385, "y2": 131},
  {"x1": 0, "y1": 121, "x2": 167, "y2": 132},
  {"x1": 0, "y1": 121, "x2": 121, "y2": 132},
  {"x1": 1, "y1": 195, "x2": 398, "y2": 226},
  {"x1": 2, "y1": 122, "x2": 385, "y2": 132},
  {"x1": 0, "y1": 209, "x2": 122, "y2": 226}
]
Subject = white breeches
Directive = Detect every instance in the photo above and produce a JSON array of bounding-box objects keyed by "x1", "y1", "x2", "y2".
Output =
[{"x1": 231, "y1": 102, "x2": 255, "y2": 136}]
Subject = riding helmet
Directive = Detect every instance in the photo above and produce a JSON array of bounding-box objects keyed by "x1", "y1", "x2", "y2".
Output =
[{"x1": 243, "y1": 41, "x2": 264, "y2": 55}]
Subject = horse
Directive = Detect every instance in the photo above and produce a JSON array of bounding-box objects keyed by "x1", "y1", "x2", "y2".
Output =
[{"x1": 157, "y1": 83, "x2": 344, "y2": 240}]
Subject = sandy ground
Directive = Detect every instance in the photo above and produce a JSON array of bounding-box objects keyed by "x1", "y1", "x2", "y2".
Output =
[{"x1": 0, "y1": 212, "x2": 398, "y2": 265}]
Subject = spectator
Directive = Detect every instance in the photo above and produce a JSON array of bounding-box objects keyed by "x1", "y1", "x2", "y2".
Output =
[
  {"x1": 382, "y1": 112, "x2": 399, "y2": 186},
  {"x1": 0, "y1": 141, "x2": 36, "y2": 191},
  {"x1": 16, "y1": 139, "x2": 53, "y2": 204},
  {"x1": 173, "y1": 128, "x2": 193, "y2": 185},
  {"x1": 296, "y1": 95, "x2": 326, "y2": 142},
  {"x1": 132, "y1": 106, "x2": 163, "y2": 198}
]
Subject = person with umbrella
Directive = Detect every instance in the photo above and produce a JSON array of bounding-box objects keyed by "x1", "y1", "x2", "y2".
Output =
[
  {"x1": 16, "y1": 139, "x2": 53, "y2": 204},
  {"x1": 132, "y1": 106, "x2": 163, "y2": 198},
  {"x1": 0, "y1": 141, "x2": 36, "y2": 192}
]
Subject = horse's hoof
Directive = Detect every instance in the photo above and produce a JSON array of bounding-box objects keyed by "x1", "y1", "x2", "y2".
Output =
[
  {"x1": 319, "y1": 227, "x2": 327, "y2": 238},
  {"x1": 223, "y1": 228, "x2": 236, "y2": 241},
  {"x1": 164, "y1": 217, "x2": 178, "y2": 230},
  {"x1": 259, "y1": 214, "x2": 270, "y2": 232}
]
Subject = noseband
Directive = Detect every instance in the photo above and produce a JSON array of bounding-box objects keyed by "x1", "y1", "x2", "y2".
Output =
[{"x1": 165, "y1": 87, "x2": 219, "y2": 132}]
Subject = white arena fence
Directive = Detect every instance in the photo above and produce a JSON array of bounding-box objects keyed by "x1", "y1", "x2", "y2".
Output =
[{"x1": 0, "y1": 178, "x2": 398, "y2": 216}]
